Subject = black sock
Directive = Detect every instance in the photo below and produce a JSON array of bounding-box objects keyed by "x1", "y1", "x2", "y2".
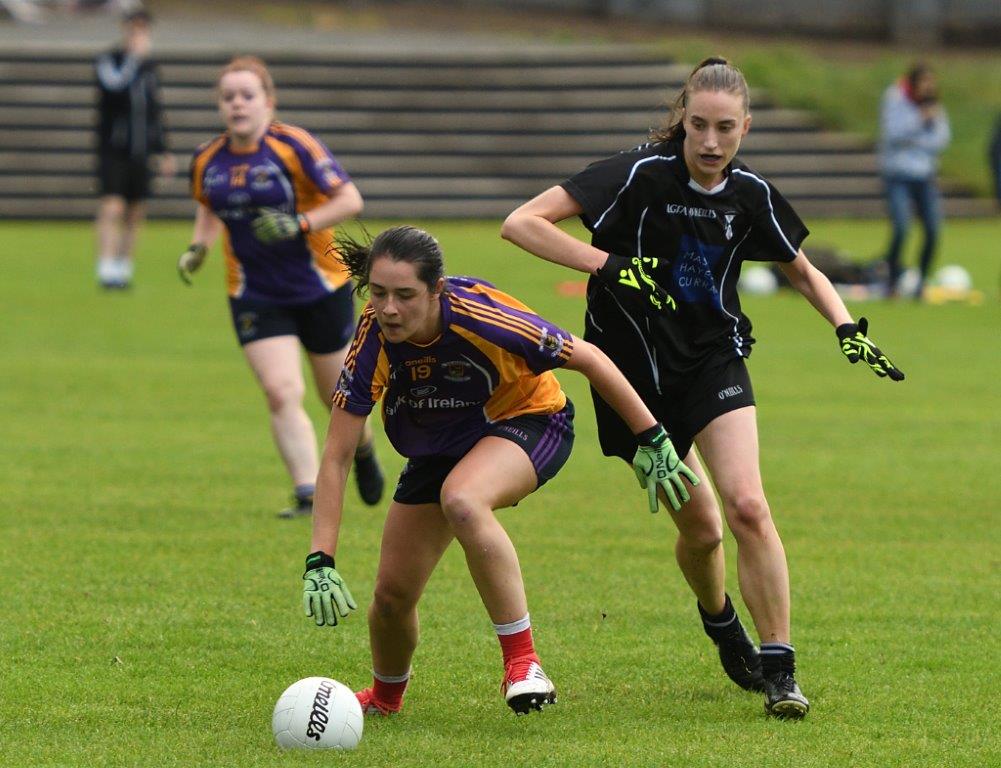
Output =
[
  {"x1": 294, "y1": 483, "x2": 315, "y2": 503},
  {"x1": 355, "y1": 441, "x2": 374, "y2": 461},
  {"x1": 698, "y1": 593, "x2": 737, "y2": 628},
  {"x1": 760, "y1": 642, "x2": 796, "y2": 678}
]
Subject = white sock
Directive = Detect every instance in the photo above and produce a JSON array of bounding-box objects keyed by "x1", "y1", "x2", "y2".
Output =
[
  {"x1": 114, "y1": 256, "x2": 133, "y2": 282},
  {"x1": 97, "y1": 256, "x2": 117, "y2": 282}
]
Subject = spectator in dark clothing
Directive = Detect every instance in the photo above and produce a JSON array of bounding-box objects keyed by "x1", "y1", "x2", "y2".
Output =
[
  {"x1": 989, "y1": 114, "x2": 1001, "y2": 208},
  {"x1": 94, "y1": 7, "x2": 175, "y2": 289}
]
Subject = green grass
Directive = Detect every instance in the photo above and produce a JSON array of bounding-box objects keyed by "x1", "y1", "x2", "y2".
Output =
[{"x1": 1, "y1": 219, "x2": 999, "y2": 767}]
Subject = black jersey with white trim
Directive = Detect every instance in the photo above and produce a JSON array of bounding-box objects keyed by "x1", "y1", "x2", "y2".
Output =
[{"x1": 561, "y1": 140, "x2": 808, "y2": 377}]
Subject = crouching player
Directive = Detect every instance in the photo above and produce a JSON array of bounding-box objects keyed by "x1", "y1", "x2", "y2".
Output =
[{"x1": 300, "y1": 225, "x2": 699, "y2": 716}]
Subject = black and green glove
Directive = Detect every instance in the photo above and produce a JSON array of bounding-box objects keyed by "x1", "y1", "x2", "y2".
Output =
[
  {"x1": 836, "y1": 317, "x2": 905, "y2": 381},
  {"x1": 302, "y1": 551, "x2": 356, "y2": 627},
  {"x1": 596, "y1": 253, "x2": 677, "y2": 313},
  {"x1": 631, "y1": 423, "x2": 699, "y2": 513},
  {"x1": 251, "y1": 207, "x2": 309, "y2": 244}
]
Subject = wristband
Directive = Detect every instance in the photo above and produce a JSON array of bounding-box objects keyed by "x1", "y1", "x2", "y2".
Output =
[
  {"x1": 305, "y1": 550, "x2": 335, "y2": 572},
  {"x1": 635, "y1": 422, "x2": 667, "y2": 447}
]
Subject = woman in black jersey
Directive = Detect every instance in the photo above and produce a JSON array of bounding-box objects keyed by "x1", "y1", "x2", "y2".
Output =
[{"x1": 502, "y1": 57, "x2": 904, "y2": 719}]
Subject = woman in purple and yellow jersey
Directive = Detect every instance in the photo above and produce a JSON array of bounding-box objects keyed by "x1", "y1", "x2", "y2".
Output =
[
  {"x1": 298, "y1": 225, "x2": 698, "y2": 718},
  {"x1": 178, "y1": 56, "x2": 383, "y2": 518}
]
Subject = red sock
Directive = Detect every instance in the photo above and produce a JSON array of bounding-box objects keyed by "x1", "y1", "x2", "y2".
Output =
[
  {"x1": 496, "y1": 624, "x2": 536, "y2": 665},
  {"x1": 372, "y1": 672, "x2": 409, "y2": 709}
]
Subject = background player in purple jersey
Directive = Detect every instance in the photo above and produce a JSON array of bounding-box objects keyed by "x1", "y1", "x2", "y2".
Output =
[
  {"x1": 503, "y1": 58, "x2": 905, "y2": 719},
  {"x1": 298, "y1": 225, "x2": 698, "y2": 717},
  {"x1": 177, "y1": 56, "x2": 383, "y2": 518}
]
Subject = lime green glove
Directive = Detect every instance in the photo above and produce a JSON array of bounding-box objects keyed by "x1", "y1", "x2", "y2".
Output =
[
  {"x1": 836, "y1": 317, "x2": 905, "y2": 381},
  {"x1": 177, "y1": 243, "x2": 207, "y2": 285},
  {"x1": 302, "y1": 551, "x2": 356, "y2": 627},
  {"x1": 632, "y1": 423, "x2": 699, "y2": 513},
  {"x1": 251, "y1": 207, "x2": 309, "y2": 244}
]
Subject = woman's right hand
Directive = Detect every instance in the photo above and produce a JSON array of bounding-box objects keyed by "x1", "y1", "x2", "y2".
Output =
[
  {"x1": 177, "y1": 244, "x2": 208, "y2": 285},
  {"x1": 302, "y1": 551, "x2": 357, "y2": 627}
]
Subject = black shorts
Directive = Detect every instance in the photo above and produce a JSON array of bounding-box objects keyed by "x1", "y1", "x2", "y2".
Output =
[
  {"x1": 229, "y1": 284, "x2": 355, "y2": 354},
  {"x1": 97, "y1": 153, "x2": 152, "y2": 202},
  {"x1": 394, "y1": 400, "x2": 575, "y2": 506},
  {"x1": 592, "y1": 353, "x2": 755, "y2": 462}
]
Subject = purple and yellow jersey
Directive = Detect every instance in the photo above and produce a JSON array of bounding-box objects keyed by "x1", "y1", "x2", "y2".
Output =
[
  {"x1": 189, "y1": 121, "x2": 353, "y2": 303},
  {"x1": 332, "y1": 277, "x2": 574, "y2": 458}
]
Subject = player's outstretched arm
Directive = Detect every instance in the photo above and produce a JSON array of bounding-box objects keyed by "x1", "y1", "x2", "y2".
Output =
[
  {"x1": 563, "y1": 337, "x2": 698, "y2": 512},
  {"x1": 303, "y1": 407, "x2": 365, "y2": 627},
  {"x1": 779, "y1": 251, "x2": 904, "y2": 381},
  {"x1": 178, "y1": 204, "x2": 222, "y2": 285}
]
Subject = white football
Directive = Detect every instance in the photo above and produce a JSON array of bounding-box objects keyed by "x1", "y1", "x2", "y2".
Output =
[
  {"x1": 738, "y1": 265, "x2": 778, "y2": 295},
  {"x1": 272, "y1": 677, "x2": 363, "y2": 750},
  {"x1": 934, "y1": 264, "x2": 972, "y2": 291}
]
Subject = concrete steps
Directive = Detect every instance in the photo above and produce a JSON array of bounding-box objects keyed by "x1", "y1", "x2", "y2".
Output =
[{"x1": 0, "y1": 49, "x2": 989, "y2": 219}]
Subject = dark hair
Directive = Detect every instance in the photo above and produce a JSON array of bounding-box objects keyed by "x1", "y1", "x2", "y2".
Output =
[
  {"x1": 334, "y1": 225, "x2": 446, "y2": 296},
  {"x1": 906, "y1": 62, "x2": 933, "y2": 90},
  {"x1": 650, "y1": 56, "x2": 750, "y2": 144},
  {"x1": 123, "y1": 8, "x2": 152, "y2": 24}
]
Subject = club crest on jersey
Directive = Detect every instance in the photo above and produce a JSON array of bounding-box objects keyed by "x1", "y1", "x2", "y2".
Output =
[
  {"x1": 442, "y1": 360, "x2": 471, "y2": 382},
  {"x1": 724, "y1": 213, "x2": 735, "y2": 241},
  {"x1": 538, "y1": 328, "x2": 565, "y2": 358},
  {"x1": 250, "y1": 165, "x2": 274, "y2": 191}
]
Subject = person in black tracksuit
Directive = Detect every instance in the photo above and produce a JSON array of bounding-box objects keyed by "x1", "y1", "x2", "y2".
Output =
[
  {"x1": 94, "y1": 8, "x2": 174, "y2": 288},
  {"x1": 503, "y1": 57, "x2": 905, "y2": 719}
]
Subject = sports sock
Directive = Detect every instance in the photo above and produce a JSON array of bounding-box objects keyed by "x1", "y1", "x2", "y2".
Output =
[
  {"x1": 372, "y1": 669, "x2": 410, "y2": 709},
  {"x1": 294, "y1": 483, "x2": 315, "y2": 503},
  {"x1": 698, "y1": 593, "x2": 737, "y2": 629},
  {"x1": 354, "y1": 440, "x2": 374, "y2": 460},
  {"x1": 494, "y1": 614, "x2": 535, "y2": 664},
  {"x1": 115, "y1": 256, "x2": 133, "y2": 282},
  {"x1": 760, "y1": 642, "x2": 796, "y2": 678}
]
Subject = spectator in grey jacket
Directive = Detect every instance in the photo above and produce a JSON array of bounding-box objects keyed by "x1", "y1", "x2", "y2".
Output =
[
  {"x1": 94, "y1": 7, "x2": 175, "y2": 289},
  {"x1": 878, "y1": 63, "x2": 950, "y2": 299}
]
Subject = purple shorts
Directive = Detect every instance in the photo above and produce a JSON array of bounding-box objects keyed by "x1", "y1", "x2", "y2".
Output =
[{"x1": 393, "y1": 400, "x2": 575, "y2": 505}]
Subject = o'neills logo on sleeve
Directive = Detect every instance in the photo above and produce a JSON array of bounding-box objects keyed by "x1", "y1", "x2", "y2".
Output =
[
  {"x1": 666, "y1": 204, "x2": 717, "y2": 219},
  {"x1": 305, "y1": 680, "x2": 335, "y2": 741}
]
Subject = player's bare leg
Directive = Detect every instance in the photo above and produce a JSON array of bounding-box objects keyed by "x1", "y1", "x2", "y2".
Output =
[
  {"x1": 441, "y1": 436, "x2": 556, "y2": 713},
  {"x1": 308, "y1": 348, "x2": 384, "y2": 505},
  {"x1": 243, "y1": 336, "x2": 319, "y2": 515},
  {"x1": 360, "y1": 500, "x2": 454, "y2": 714},
  {"x1": 695, "y1": 406, "x2": 808, "y2": 717}
]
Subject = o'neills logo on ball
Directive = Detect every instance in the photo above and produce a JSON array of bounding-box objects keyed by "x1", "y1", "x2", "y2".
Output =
[{"x1": 305, "y1": 680, "x2": 335, "y2": 741}]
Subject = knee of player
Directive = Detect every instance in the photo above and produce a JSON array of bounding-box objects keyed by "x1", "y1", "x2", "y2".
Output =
[
  {"x1": 262, "y1": 377, "x2": 305, "y2": 412},
  {"x1": 371, "y1": 580, "x2": 416, "y2": 621},
  {"x1": 439, "y1": 486, "x2": 484, "y2": 529},
  {"x1": 679, "y1": 522, "x2": 724, "y2": 554},
  {"x1": 724, "y1": 493, "x2": 773, "y2": 537}
]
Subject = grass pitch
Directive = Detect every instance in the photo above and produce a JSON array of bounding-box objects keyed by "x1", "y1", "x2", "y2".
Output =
[{"x1": 1, "y1": 218, "x2": 998, "y2": 767}]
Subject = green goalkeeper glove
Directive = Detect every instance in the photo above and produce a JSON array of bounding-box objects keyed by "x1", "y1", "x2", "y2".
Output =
[
  {"x1": 596, "y1": 253, "x2": 677, "y2": 313},
  {"x1": 836, "y1": 317, "x2": 905, "y2": 381},
  {"x1": 631, "y1": 423, "x2": 699, "y2": 513},
  {"x1": 302, "y1": 551, "x2": 356, "y2": 627},
  {"x1": 251, "y1": 207, "x2": 309, "y2": 244},
  {"x1": 177, "y1": 243, "x2": 207, "y2": 285}
]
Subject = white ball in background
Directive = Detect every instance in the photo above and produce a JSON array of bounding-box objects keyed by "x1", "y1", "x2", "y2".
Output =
[
  {"x1": 896, "y1": 267, "x2": 922, "y2": 296},
  {"x1": 738, "y1": 265, "x2": 779, "y2": 296},
  {"x1": 272, "y1": 677, "x2": 363, "y2": 750},
  {"x1": 933, "y1": 264, "x2": 973, "y2": 292}
]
